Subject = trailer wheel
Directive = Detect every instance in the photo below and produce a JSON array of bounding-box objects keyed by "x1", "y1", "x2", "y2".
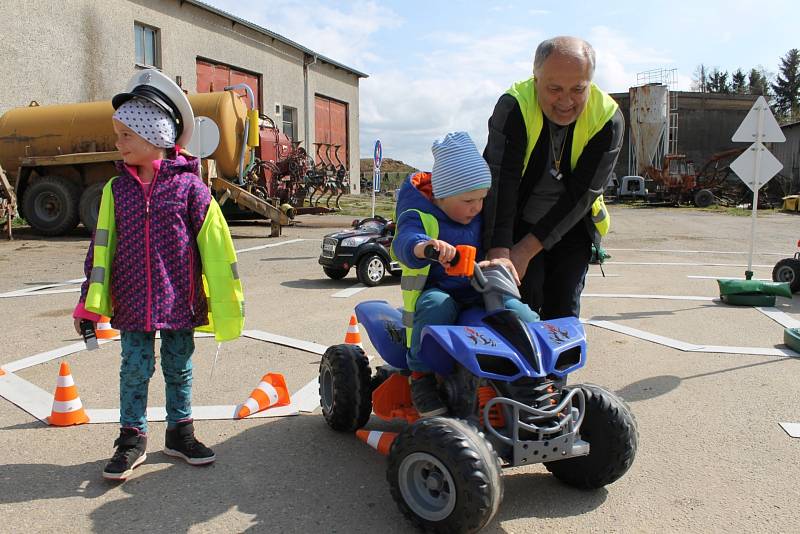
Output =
[
  {"x1": 693, "y1": 189, "x2": 714, "y2": 208},
  {"x1": 79, "y1": 183, "x2": 104, "y2": 232},
  {"x1": 772, "y1": 258, "x2": 800, "y2": 293},
  {"x1": 23, "y1": 176, "x2": 81, "y2": 236}
]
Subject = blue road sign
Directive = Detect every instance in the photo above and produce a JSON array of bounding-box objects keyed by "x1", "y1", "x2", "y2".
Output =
[{"x1": 374, "y1": 140, "x2": 382, "y2": 170}]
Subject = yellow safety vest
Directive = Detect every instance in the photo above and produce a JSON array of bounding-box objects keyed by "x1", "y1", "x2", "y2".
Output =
[
  {"x1": 392, "y1": 209, "x2": 439, "y2": 348},
  {"x1": 85, "y1": 178, "x2": 244, "y2": 342},
  {"x1": 506, "y1": 77, "x2": 617, "y2": 236}
]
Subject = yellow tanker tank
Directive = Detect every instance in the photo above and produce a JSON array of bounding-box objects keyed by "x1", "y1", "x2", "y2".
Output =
[{"x1": 0, "y1": 91, "x2": 247, "y2": 180}]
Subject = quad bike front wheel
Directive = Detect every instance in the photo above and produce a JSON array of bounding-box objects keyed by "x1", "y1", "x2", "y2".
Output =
[
  {"x1": 387, "y1": 417, "x2": 503, "y2": 533},
  {"x1": 319, "y1": 344, "x2": 372, "y2": 431},
  {"x1": 545, "y1": 384, "x2": 638, "y2": 489}
]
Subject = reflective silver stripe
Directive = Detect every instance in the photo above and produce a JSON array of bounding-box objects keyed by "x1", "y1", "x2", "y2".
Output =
[
  {"x1": 402, "y1": 310, "x2": 414, "y2": 327},
  {"x1": 231, "y1": 262, "x2": 240, "y2": 280},
  {"x1": 241, "y1": 301, "x2": 245, "y2": 317},
  {"x1": 400, "y1": 274, "x2": 427, "y2": 291},
  {"x1": 89, "y1": 266, "x2": 105, "y2": 283},
  {"x1": 592, "y1": 208, "x2": 607, "y2": 223},
  {"x1": 95, "y1": 229, "x2": 109, "y2": 247}
]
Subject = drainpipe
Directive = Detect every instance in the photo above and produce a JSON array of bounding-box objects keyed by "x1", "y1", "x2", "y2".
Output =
[{"x1": 303, "y1": 54, "x2": 318, "y2": 160}]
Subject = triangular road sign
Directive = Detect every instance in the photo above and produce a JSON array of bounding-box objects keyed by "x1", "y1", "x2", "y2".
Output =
[
  {"x1": 732, "y1": 96, "x2": 785, "y2": 143},
  {"x1": 730, "y1": 142, "x2": 784, "y2": 192}
]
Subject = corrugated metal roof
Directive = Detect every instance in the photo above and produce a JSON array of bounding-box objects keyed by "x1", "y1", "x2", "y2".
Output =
[{"x1": 184, "y1": 0, "x2": 369, "y2": 78}]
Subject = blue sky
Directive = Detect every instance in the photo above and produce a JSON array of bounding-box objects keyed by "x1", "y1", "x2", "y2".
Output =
[{"x1": 204, "y1": 0, "x2": 799, "y2": 170}]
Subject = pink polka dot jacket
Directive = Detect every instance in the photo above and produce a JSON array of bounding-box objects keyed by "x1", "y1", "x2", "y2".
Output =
[{"x1": 77, "y1": 155, "x2": 211, "y2": 332}]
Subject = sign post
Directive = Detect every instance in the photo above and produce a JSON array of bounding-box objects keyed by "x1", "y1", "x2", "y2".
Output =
[
  {"x1": 729, "y1": 96, "x2": 785, "y2": 279},
  {"x1": 372, "y1": 140, "x2": 382, "y2": 218}
]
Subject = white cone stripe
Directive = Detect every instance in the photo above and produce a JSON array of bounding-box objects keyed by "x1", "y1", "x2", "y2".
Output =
[
  {"x1": 57, "y1": 375, "x2": 75, "y2": 387},
  {"x1": 366, "y1": 431, "x2": 382, "y2": 449},
  {"x1": 97, "y1": 322, "x2": 113, "y2": 330},
  {"x1": 53, "y1": 398, "x2": 83, "y2": 413},
  {"x1": 243, "y1": 397, "x2": 260, "y2": 415},
  {"x1": 257, "y1": 381, "x2": 279, "y2": 405},
  {"x1": 347, "y1": 326, "x2": 359, "y2": 333}
]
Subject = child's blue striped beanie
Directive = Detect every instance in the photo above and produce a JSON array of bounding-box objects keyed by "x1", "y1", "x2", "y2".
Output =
[{"x1": 431, "y1": 131, "x2": 492, "y2": 199}]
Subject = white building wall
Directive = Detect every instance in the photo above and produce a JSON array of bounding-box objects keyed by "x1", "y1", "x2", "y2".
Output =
[{"x1": 0, "y1": 0, "x2": 362, "y2": 178}]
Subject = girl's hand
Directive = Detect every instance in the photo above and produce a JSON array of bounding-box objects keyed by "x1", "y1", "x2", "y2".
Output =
[
  {"x1": 73, "y1": 318, "x2": 83, "y2": 335},
  {"x1": 414, "y1": 239, "x2": 458, "y2": 266}
]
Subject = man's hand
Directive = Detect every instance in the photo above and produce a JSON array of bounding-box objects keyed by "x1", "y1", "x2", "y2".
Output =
[
  {"x1": 509, "y1": 234, "x2": 543, "y2": 280},
  {"x1": 478, "y1": 257, "x2": 522, "y2": 286}
]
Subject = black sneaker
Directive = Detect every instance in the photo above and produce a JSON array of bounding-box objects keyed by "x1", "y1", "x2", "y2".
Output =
[
  {"x1": 164, "y1": 420, "x2": 216, "y2": 465},
  {"x1": 103, "y1": 428, "x2": 147, "y2": 481},
  {"x1": 410, "y1": 373, "x2": 447, "y2": 417}
]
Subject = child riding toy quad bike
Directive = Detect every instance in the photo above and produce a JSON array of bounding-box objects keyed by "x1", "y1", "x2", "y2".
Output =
[{"x1": 319, "y1": 245, "x2": 638, "y2": 533}]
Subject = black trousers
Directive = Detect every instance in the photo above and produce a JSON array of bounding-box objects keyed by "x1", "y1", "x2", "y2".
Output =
[{"x1": 519, "y1": 230, "x2": 592, "y2": 320}]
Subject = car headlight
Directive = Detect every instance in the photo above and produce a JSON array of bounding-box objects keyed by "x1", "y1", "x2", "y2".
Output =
[{"x1": 341, "y1": 236, "x2": 370, "y2": 247}]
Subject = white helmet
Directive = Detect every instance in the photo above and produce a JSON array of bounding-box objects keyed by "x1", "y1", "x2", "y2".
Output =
[{"x1": 112, "y1": 69, "x2": 194, "y2": 147}]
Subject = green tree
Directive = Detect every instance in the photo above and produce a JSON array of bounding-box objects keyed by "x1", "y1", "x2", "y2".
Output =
[
  {"x1": 748, "y1": 67, "x2": 771, "y2": 98},
  {"x1": 731, "y1": 69, "x2": 747, "y2": 94},
  {"x1": 772, "y1": 48, "x2": 800, "y2": 122},
  {"x1": 707, "y1": 68, "x2": 731, "y2": 93}
]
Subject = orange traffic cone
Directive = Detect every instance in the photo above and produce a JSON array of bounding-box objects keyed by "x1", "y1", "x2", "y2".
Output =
[
  {"x1": 356, "y1": 429, "x2": 398, "y2": 456},
  {"x1": 235, "y1": 372, "x2": 291, "y2": 419},
  {"x1": 48, "y1": 361, "x2": 90, "y2": 426},
  {"x1": 344, "y1": 314, "x2": 363, "y2": 348},
  {"x1": 95, "y1": 316, "x2": 119, "y2": 340}
]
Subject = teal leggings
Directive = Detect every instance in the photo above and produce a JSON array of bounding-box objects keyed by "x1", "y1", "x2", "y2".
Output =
[{"x1": 119, "y1": 329, "x2": 194, "y2": 433}]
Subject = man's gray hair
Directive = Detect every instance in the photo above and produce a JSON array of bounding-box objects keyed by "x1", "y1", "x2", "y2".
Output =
[{"x1": 533, "y1": 36, "x2": 596, "y2": 78}]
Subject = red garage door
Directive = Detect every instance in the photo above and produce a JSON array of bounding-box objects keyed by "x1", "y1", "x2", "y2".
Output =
[
  {"x1": 314, "y1": 95, "x2": 348, "y2": 168},
  {"x1": 196, "y1": 59, "x2": 261, "y2": 110}
]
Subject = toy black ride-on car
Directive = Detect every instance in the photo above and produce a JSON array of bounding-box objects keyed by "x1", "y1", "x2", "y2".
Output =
[
  {"x1": 318, "y1": 215, "x2": 402, "y2": 287},
  {"x1": 772, "y1": 239, "x2": 800, "y2": 293}
]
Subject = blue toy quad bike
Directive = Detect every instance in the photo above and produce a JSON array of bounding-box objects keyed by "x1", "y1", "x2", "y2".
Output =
[{"x1": 319, "y1": 246, "x2": 638, "y2": 533}]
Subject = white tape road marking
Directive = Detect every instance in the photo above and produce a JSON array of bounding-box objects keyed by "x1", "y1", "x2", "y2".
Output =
[
  {"x1": 584, "y1": 319, "x2": 798, "y2": 357},
  {"x1": 687, "y1": 275, "x2": 770, "y2": 281},
  {"x1": 779, "y1": 422, "x2": 800, "y2": 438},
  {"x1": 605, "y1": 261, "x2": 773, "y2": 268},
  {"x1": 756, "y1": 307, "x2": 800, "y2": 329},
  {"x1": 236, "y1": 238, "x2": 304, "y2": 254},
  {"x1": 605, "y1": 247, "x2": 786, "y2": 256},
  {"x1": 582, "y1": 293, "x2": 718, "y2": 302},
  {"x1": 332, "y1": 284, "x2": 368, "y2": 298}
]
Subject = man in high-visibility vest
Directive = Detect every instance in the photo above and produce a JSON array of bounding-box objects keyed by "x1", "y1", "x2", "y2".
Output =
[{"x1": 483, "y1": 36, "x2": 624, "y2": 320}]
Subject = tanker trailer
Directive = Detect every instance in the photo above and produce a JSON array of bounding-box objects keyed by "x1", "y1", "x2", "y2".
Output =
[{"x1": 0, "y1": 90, "x2": 287, "y2": 235}]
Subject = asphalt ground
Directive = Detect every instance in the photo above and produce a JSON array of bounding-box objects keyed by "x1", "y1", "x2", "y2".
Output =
[{"x1": 1, "y1": 205, "x2": 799, "y2": 533}]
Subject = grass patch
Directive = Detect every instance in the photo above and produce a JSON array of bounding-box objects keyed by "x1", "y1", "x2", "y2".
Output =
[
  {"x1": 337, "y1": 193, "x2": 397, "y2": 219},
  {"x1": 11, "y1": 216, "x2": 26, "y2": 227}
]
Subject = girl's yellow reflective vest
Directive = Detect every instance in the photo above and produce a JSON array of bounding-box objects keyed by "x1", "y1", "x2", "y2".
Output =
[
  {"x1": 505, "y1": 77, "x2": 617, "y2": 236},
  {"x1": 84, "y1": 178, "x2": 244, "y2": 342}
]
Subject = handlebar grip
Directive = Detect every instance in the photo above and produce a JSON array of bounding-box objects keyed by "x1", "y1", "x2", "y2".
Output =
[{"x1": 423, "y1": 244, "x2": 460, "y2": 266}]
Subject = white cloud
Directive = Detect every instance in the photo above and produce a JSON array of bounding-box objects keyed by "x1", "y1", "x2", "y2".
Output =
[{"x1": 588, "y1": 26, "x2": 677, "y2": 92}]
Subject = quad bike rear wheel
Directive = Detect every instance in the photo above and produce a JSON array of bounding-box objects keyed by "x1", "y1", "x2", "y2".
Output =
[
  {"x1": 772, "y1": 258, "x2": 800, "y2": 293},
  {"x1": 387, "y1": 417, "x2": 503, "y2": 533},
  {"x1": 319, "y1": 344, "x2": 372, "y2": 431},
  {"x1": 544, "y1": 384, "x2": 638, "y2": 489}
]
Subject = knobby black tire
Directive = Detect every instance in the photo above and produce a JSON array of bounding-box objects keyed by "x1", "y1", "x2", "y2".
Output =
[
  {"x1": 22, "y1": 176, "x2": 81, "y2": 236},
  {"x1": 319, "y1": 344, "x2": 372, "y2": 431},
  {"x1": 772, "y1": 258, "x2": 800, "y2": 293},
  {"x1": 545, "y1": 384, "x2": 638, "y2": 489},
  {"x1": 387, "y1": 417, "x2": 503, "y2": 534}
]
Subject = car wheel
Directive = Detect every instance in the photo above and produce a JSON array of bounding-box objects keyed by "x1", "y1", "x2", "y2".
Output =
[
  {"x1": 357, "y1": 253, "x2": 386, "y2": 286},
  {"x1": 772, "y1": 258, "x2": 800, "y2": 293},
  {"x1": 323, "y1": 267, "x2": 349, "y2": 280}
]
